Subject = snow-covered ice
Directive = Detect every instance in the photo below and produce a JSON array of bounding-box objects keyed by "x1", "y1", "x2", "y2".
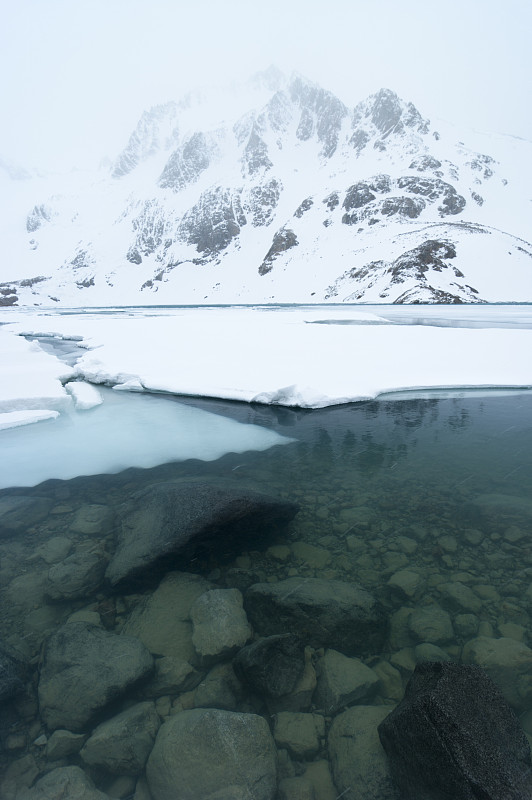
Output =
[
  {"x1": 0, "y1": 326, "x2": 74, "y2": 416},
  {"x1": 1, "y1": 304, "x2": 531, "y2": 487},
  {"x1": 0, "y1": 409, "x2": 59, "y2": 431},
  {"x1": 65, "y1": 381, "x2": 103, "y2": 410},
  {"x1": 2, "y1": 305, "x2": 532, "y2": 410}
]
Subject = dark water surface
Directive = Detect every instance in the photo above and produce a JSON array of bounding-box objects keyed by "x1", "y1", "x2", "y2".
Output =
[{"x1": 1, "y1": 390, "x2": 532, "y2": 796}]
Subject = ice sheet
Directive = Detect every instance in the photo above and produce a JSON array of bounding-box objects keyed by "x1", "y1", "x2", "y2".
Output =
[
  {"x1": 65, "y1": 381, "x2": 103, "y2": 409},
  {"x1": 1, "y1": 306, "x2": 532, "y2": 411},
  {"x1": 0, "y1": 327, "x2": 74, "y2": 413},
  {"x1": 0, "y1": 409, "x2": 59, "y2": 431}
]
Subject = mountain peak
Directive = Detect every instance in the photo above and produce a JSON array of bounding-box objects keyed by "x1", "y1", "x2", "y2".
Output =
[
  {"x1": 355, "y1": 88, "x2": 429, "y2": 137},
  {"x1": 250, "y1": 65, "x2": 286, "y2": 93}
]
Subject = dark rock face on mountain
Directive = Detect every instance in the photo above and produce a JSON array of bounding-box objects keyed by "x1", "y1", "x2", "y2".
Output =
[
  {"x1": 159, "y1": 132, "x2": 212, "y2": 191},
  {"x1": 397, "y1": 176, "x2": 466, "y2": 215},
  {"x1": 179, "y1": 187, "x2": 246, "y2": 256},
  {"x1": 378, "y1": 661, "x2": 532, "y2": 800},
  {"x1": 112, "y1": 102, "x2": 179, "y2": 178},
  {"x1": 468, "y1": 152, "x2": 496, "y2": 178},
  {"x1": 409, "y1": 154, "x2": 443, "y2": 172},
  {"x1": 341, "y1": 175, "x2": 465, "y2": 226},
  {"x1": 106, "y1": 481, "x2": 299, "y2": 588},
  {"x1": 360, "y1": 88, "x2": 430, "y2": 138},
  {"x1": 247, "y1": 178, "x2": 281, "y2": 227},
  {"x1": 0, "y1": 286, "x2": 18, "y2": 306},
  {"x1": 130, "y1": 199, "x2": 170, "y2": 257},
  {"x1": 26, "y1": 204, "x2": 53, "y2": 233},
  {"x1": 294, "y1": 197, "x2": 313, "y2": 218},
  {"x1": 259, "y1": 227, "x2": 298, "y2": 274},
  {"x1": 243, "y1": 125, "x2": 273, "y2": 176},
  {"x1": 8, "y1": 71, "x2": 532, "y2": 305},
  {"x1": 343, "y1": 182, "x2": 377, "y2": 212},
  {"x1": 289, "y1": 75, "x2": 348, "y2": 157},
  {"x1": 327, "y1": 238, "x2": 482, "y2": 304},
  {"x1": 381, "y1": 196, "x2": 426, "y2": 219}
]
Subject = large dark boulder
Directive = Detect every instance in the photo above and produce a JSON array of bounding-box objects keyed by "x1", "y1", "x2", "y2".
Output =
[
  {"x1": 378, "y1": 661, "x2": 532, "y2": 800},
  {"x1": 244, "y1": 578, "x2": 388, "y2": 656},
  {"x1": 38, "y1": 622, "x2": 154, "y2": 732},
  {"x1": 106, "y1": 481, "x2": 299, "y2": 589}
]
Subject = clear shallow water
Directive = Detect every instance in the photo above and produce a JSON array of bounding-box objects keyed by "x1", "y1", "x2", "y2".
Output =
[{"x1": 1, "y1": 390, "x2": 532, "y2": 796}]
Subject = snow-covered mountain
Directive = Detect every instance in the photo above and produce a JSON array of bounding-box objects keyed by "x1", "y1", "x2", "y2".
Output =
[{"x1": 1, "y1": 69, "x2": 531, "y2": 305}]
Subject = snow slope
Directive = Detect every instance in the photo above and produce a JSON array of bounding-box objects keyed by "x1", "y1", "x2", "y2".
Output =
[{"x1": 1, "y1": 70, "x2": 531, "y2": 306}]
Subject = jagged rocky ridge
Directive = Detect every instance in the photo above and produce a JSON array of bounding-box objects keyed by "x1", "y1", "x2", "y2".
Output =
[{"x1": 2, "y1": 72, "x2": 531, "y2": 305}]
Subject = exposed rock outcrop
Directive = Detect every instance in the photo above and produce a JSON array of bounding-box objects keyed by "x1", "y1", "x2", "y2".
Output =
[{"x1": 259, "y1": 227, "x2": 298, "y2": 274}]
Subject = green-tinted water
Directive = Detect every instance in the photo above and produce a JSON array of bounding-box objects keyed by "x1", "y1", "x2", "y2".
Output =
[{"x1": 1, "y1": 391, "x2": 532, "y2": 798}]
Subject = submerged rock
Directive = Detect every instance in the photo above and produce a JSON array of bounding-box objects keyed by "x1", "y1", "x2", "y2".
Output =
[
  {"x1": 144, "y1": 655, "x2": 202, "y2": 698},
  {"x1": 122, "y1": 571, "x2": 213, "y2": 662},
  {"x1": 70, "y1": 503, "x2": 115, "y2": 534},
  {"x1": 328, "y1": 705, "x2": 399, "y2": 800},
  {"x1": 106, "y1": 480, "x2": 299, "y2": 588},
  {"x1": 273, "y1": 711, "x2": 325, "y2": 759},
  {"x1": 470, "y1": 493, "x2": 532, "y2": 521},
  {"x1": 378, "y1": 661, "x2": 532, "y2": 800},
  {"x1": 408, "y1": 605, "x2": 454, "y2": 645},
  {"x1": 146, "y1": 708, "x2": 277, "y2": 800},
  {"x1": 193, "y1": 662, "x2": 244, "y2": 710},
  {"x1": 462, "y1": 636, "x2": 532, "y2": 712},
  {"x1": 244, "y1": 578, "x2": 388, "y2": 656},
  {"x1": 45, "y1": 729, "x2": 88, "y2": 760},
  {"x1": 38, "y1": 621, "x2": 153, "y2": 731},
  {"x1": 233, "y1": 633, "x2": 306, "y2": 698},
  {"x1": 0, "y1": 642, "x2": 28, "y2": 706},
  {"x1": 45, "y1": 549, "x2": 108, "y2": 601},
  {"x1": 190, "y1": 587, "x2": 252, "y2": 665},
  {"x1": 0, "y1": 496, "x2": 52, "y2": 537},
  {"x1": 80, "y1": 701, "x2": 160, "y2": 775},
  {"x1": 315, "y1": 648, "x2": 380, "y2": 714},
  {"x1": 15, "y1": 766, "x2": 110, "y2": 800}
]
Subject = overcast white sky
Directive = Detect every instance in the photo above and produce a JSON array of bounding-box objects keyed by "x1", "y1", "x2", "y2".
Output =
[{"x1": 1, "y1": 0, "x2": 531, "y2": 172}]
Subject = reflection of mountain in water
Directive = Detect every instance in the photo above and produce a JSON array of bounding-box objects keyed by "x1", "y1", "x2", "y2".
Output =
[{"x1": 181, "y1": 394, "x2": 478, "y2": 464}]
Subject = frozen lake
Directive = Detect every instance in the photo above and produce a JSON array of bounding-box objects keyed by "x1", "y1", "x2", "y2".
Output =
[{"x1": 0, "y1": 303, "x2": 531, "y2": 486}]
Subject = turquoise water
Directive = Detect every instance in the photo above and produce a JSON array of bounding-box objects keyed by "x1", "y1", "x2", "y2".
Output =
[{"x1": 1, "y1": 390, "x2": 532, "y2": 796}]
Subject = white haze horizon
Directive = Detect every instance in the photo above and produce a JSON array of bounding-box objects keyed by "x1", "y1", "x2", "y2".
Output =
[{"x1": 1, "y1": 0, "x2": 531, "y2": 174}]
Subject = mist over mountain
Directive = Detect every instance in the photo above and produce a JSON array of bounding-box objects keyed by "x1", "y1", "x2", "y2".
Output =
[{"x1": 1, "y1": 69, "x2": 531, "y2": 306}]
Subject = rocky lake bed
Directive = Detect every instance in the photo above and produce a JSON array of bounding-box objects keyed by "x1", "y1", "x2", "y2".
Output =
[{"x1": 1, "y1": 395, "x2": 532, "y2": 799}]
